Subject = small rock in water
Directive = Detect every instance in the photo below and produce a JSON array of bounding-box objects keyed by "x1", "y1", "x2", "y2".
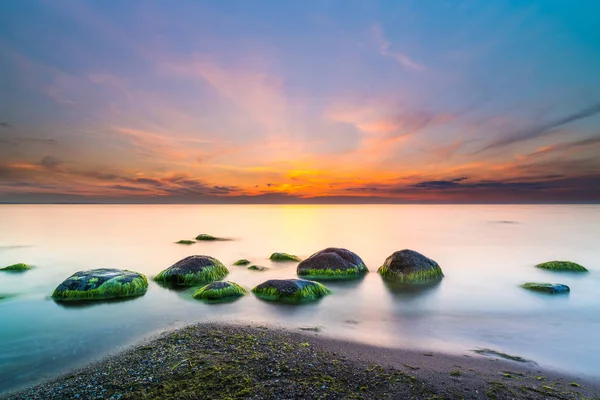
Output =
[{"x1": 520, "y1": 282, "x2": 570, "y2": 294}]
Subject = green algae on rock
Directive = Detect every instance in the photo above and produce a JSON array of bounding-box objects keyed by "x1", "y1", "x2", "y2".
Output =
[
  {"x1": 269, "y1": 252, "x2": 301, "y2": 262},
  {"x1": 52, "y1": 268, "x2": 148, "y2": 301},
  {"x1": 154, "y1": 255, "x2": 228, "y2": 286},
  {"x1": 175, "y1": 240, "x2": 195, "y2": 245},
  {"x1": 378, "y1": 249, "x2": 443, "y2": 283},
  {"x1": 535, "y1": 261, "x2": 588, "y2": 272},
  {"x1": 193, "y1": 281, "x2": 247, "y2": 301},
  {"x1": 233, "y1": 259, "x2": 251, "y2": 266},
  {"x1": 1, "y1": 263, "x2": 31, "y2": 272},
  {"x1": 195, "y1": 234, "x2": 226, "y2": 241},
  {"x1": 252, "y1": 279, "x2": 331, "y2": 302},
  {"x1": 248, "y1": 265, "x2": 268, "y2": 271},
  {"x1": 520, "y1": 282, "x2": 570, "y2": 294},
  {"x1": 297, "y1": 247, "x2": 368, "y2": 280}
]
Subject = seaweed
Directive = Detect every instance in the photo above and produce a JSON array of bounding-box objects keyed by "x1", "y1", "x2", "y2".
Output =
[
  {"x1": 269, "y1": 252, "x2": 301, "y2": 262},
  {"x1": 378, "y1": 265, "x2": 444, "y2": 283},
  {"x1": 233, "y1": 259, "x2": 251, "y2": 266},
  {"x1": 248, "y1": 265, "x2": 268, "y2": 271},
  {"x1": 520, "y1": 282, "x2": 570, "y2": 294},
  {"x1": 297, "y1": 267, "x2": 366, "y2": 280},
  {"x1": 1, "y1": 263, "x2": 31, "y2": 272},
  {"x1": 472, "y1": 349, "x2": 532, "y2": 363},
  {"x1": 535, "y1": 261, "x2": 588, "y2": 272},
  {"x1": 193, "y1": 282, "x2": 247, "y2": 300},
  {"x1": 154, "y1": 264, "x2": 228, "y2": 285},
  {"x1": 175, "y1": 240, "x2": 195, "y2": 245},
  {"x1": 52, "y1": 273, "x2": 148, "y2": 301},
  {"x1": 195, "y1": 234, "x2": 227, "y2": 241},
  {"x1": 252, "y1": 280, "x2": 331, "y2": 302}
]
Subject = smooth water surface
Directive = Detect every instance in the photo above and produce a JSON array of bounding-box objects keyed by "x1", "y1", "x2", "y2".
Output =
[{"x1": 1, "y1": 204, "x2": 599, "y2": 394}]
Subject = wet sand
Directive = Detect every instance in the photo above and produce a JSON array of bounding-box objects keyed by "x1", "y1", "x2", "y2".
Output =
[{"x1": 4, "y1": 323, "x2": 599, "y2": 399}]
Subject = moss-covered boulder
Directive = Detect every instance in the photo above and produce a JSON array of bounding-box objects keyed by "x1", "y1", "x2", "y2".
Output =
[
  {"x1": 193, "y1": 281, "x2": 247, "y2": 301},
  {"x1": 252, "y1": 279, "x2": 331, "y2": 302},
  {"x1": 297, "y1": 247, "x2": 368, "y2": 279},
  {"x1": 269, "y1": 252, "x2": 301, "y2": 262},
  {"x1": 175, "y1": 240, "x2": 195, "y2": 245},
  {"x1": 154, "y1": 255, "x2": 228, "y2": 286},
  {"x1": 521, "y1": 282, "x2": 570, "y2": 294},
  {"x1": 1, "y1": 263, "x2": 31, "y2": 272},
  {"x1": 248, "y1": 265, "x2": 267, "y2": 271},
  {"x1": 233, "y1": 259, "x2": 251, "y2": 266},
  {"x1": 195, "y1": 234, "x2": 224, "y2": 241},
  {"x1": 535, "y1": 261, "x2": 588, "y2": 272},
  {"x1": 378, "y1": 249, "x2": 443, "y2": 283},
  {"x1": 52, "y1": 268, "x2": 148, "y2": 301}
]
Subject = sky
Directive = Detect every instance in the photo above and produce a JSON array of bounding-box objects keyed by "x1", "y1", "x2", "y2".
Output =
[{"x1": 1, "y1": 0, "x2": 600, "y2": 203}]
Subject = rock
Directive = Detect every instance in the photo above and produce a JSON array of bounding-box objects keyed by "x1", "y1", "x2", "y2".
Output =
[
  {"x1": 193, "y1": 281, "x2": 247, "y2": 301},
  {"x1": 1, "y1": 263, "x2": 31, "y2": 272},
  {"x1": 535, "y1": 261, "x2": 588, "y2": 272},
  {"x1": 175, "y1": 240, "x2": 195, "y2": 245},
  {"x1": 248, "y1": 265, "x2": 268, "y2": 271},
  {"x1": 296, "y1": 248, "x2": 368, "y2": 279},
  {"x1": 520, "y1": 282, "x2": 570, "y2": 294},
  {"x1": 154, "y1": 255, "x2": 228, "y2": 285},
  {"x1": 195, "y1": 234, "x2": 224, "y2": 241},
  {"x1": 233, "y1": 259, "x2": 251, "y2": 266},
  {"x1": 52, "y1": 268, "x2": 148, "y2": 301},
  {"x1": 269, "y1": 252, "x2": 301, "y2": 262},
  {"x1": 378, "y1": 249, "x2": 443, "y2": 283},
  {"x1": 252, "y1": 279, "x2": 331, "y2": 302}
]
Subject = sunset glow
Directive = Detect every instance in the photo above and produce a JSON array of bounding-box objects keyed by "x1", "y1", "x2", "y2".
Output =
[{"x1": 1, "y1": 1, "x2": 599, "y2": 203}]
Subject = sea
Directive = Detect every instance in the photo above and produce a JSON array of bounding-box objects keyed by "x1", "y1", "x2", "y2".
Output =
[{"x1": 1, "y1": 204, "x2": 599, "y2": 394}]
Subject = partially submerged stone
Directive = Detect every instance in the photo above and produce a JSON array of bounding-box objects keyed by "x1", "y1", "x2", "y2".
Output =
[
  {"x1": 1, "y1": 263, "x2": 31, "y2": 272},
  {"x1": 297, "y1": 247, "x2": 368, "y2": 279},
  {"x1": 195, "y1": 234, "x2": 223, "y2": 241},
  {"x1": 535, "y1": 261, "x2": 588, "y2": 272},
  {"x1": 521, "y1": 282, "x2": 570, "y2": 294},
  {"x1": 378, "y1": 249, "x2": 444, "y2": 283},
  {"x1": 252, "y1": 279, "x2": 331, "y2": 302},
  {"x1": 233, "y1": 259, "x2": 251, "y2": 266},
  {"x1": 248, "y1": 265, "x2": 267, "y2": 271},
  {"x1": 269, "y1": 252, "x2": 301, "y2": 262},
  {"x1": 52, "y1": 268, "x2": 148, "y2": 301},
  {"x1": 175, "y1": 240, "x2": 195, "y2": 245},
  {"x1": 154, "y1": 255, "x2": 228, "y2": 286},
  {"x1": 193, "y1": 281, "x2": 247, "y2": 301}
]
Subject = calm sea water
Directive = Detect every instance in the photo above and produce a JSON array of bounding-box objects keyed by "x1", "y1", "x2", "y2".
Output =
[{"x1": 1, "y1": 204, "x2": 599, "y2": 394}]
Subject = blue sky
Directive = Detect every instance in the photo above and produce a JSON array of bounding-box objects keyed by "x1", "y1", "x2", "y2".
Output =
[{"x1": 1, "y1": 0, "x2": 599, "y2": 202}]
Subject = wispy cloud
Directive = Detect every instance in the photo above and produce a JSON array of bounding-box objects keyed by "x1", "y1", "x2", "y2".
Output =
[
  {"x1": 477, "y1": 103, "x2": 600, "y2": 153},
  {"x1": 372, "y1": 23, "x2": 423, "y2": 71},
  {"x1": 526, "y1": 135, "x2": 600, "y2": 158}
]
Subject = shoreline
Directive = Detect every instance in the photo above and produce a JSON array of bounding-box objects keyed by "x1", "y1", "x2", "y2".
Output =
[{"x1": 3, "y1": 323, "x2": 598, "y2": 399}]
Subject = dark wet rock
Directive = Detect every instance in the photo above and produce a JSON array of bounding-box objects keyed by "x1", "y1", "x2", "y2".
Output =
[
  {"x1": 1, "y1": 263, "x2": 31, "y2": 272},
  {"x1": 378, "y1": 249, "x2": 443, "y2": 283},
  {"x1": 154, "y1": 255, "x2": 228, "y2": 286},
  {"x1": 193, "y1": 281, "x2": 247, "y2": 301},
  {"x1": 521, "y1": 282, "x2": 570, "y2": 294},
  {"x1": 175, "y1": 240, "x2": 195, "y2": 245},
  {"x1": 248, "y1": 265, "x2": 268, "y2": 271},
  {"x1": 233, "y1": 259, "x2": 251, "y2": 266},
  {"x1": 195, "y1": 234, "x2": 226, "y2": 241},
  {"x1": 252, "y1": 279, "x2": 331, "y2": 302},
  {"x1": 270, "y1": 252, "x2": 301, "y2": 262},
  {"x1": 297, "y1": 247, "x2": 368, "y2": 279},
  {"x1": 52, "y1": 268, "x2": 148, "y2": 301},
  {"x1": 535, "y1": 261, "x2": 588, "y2": 272}
]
